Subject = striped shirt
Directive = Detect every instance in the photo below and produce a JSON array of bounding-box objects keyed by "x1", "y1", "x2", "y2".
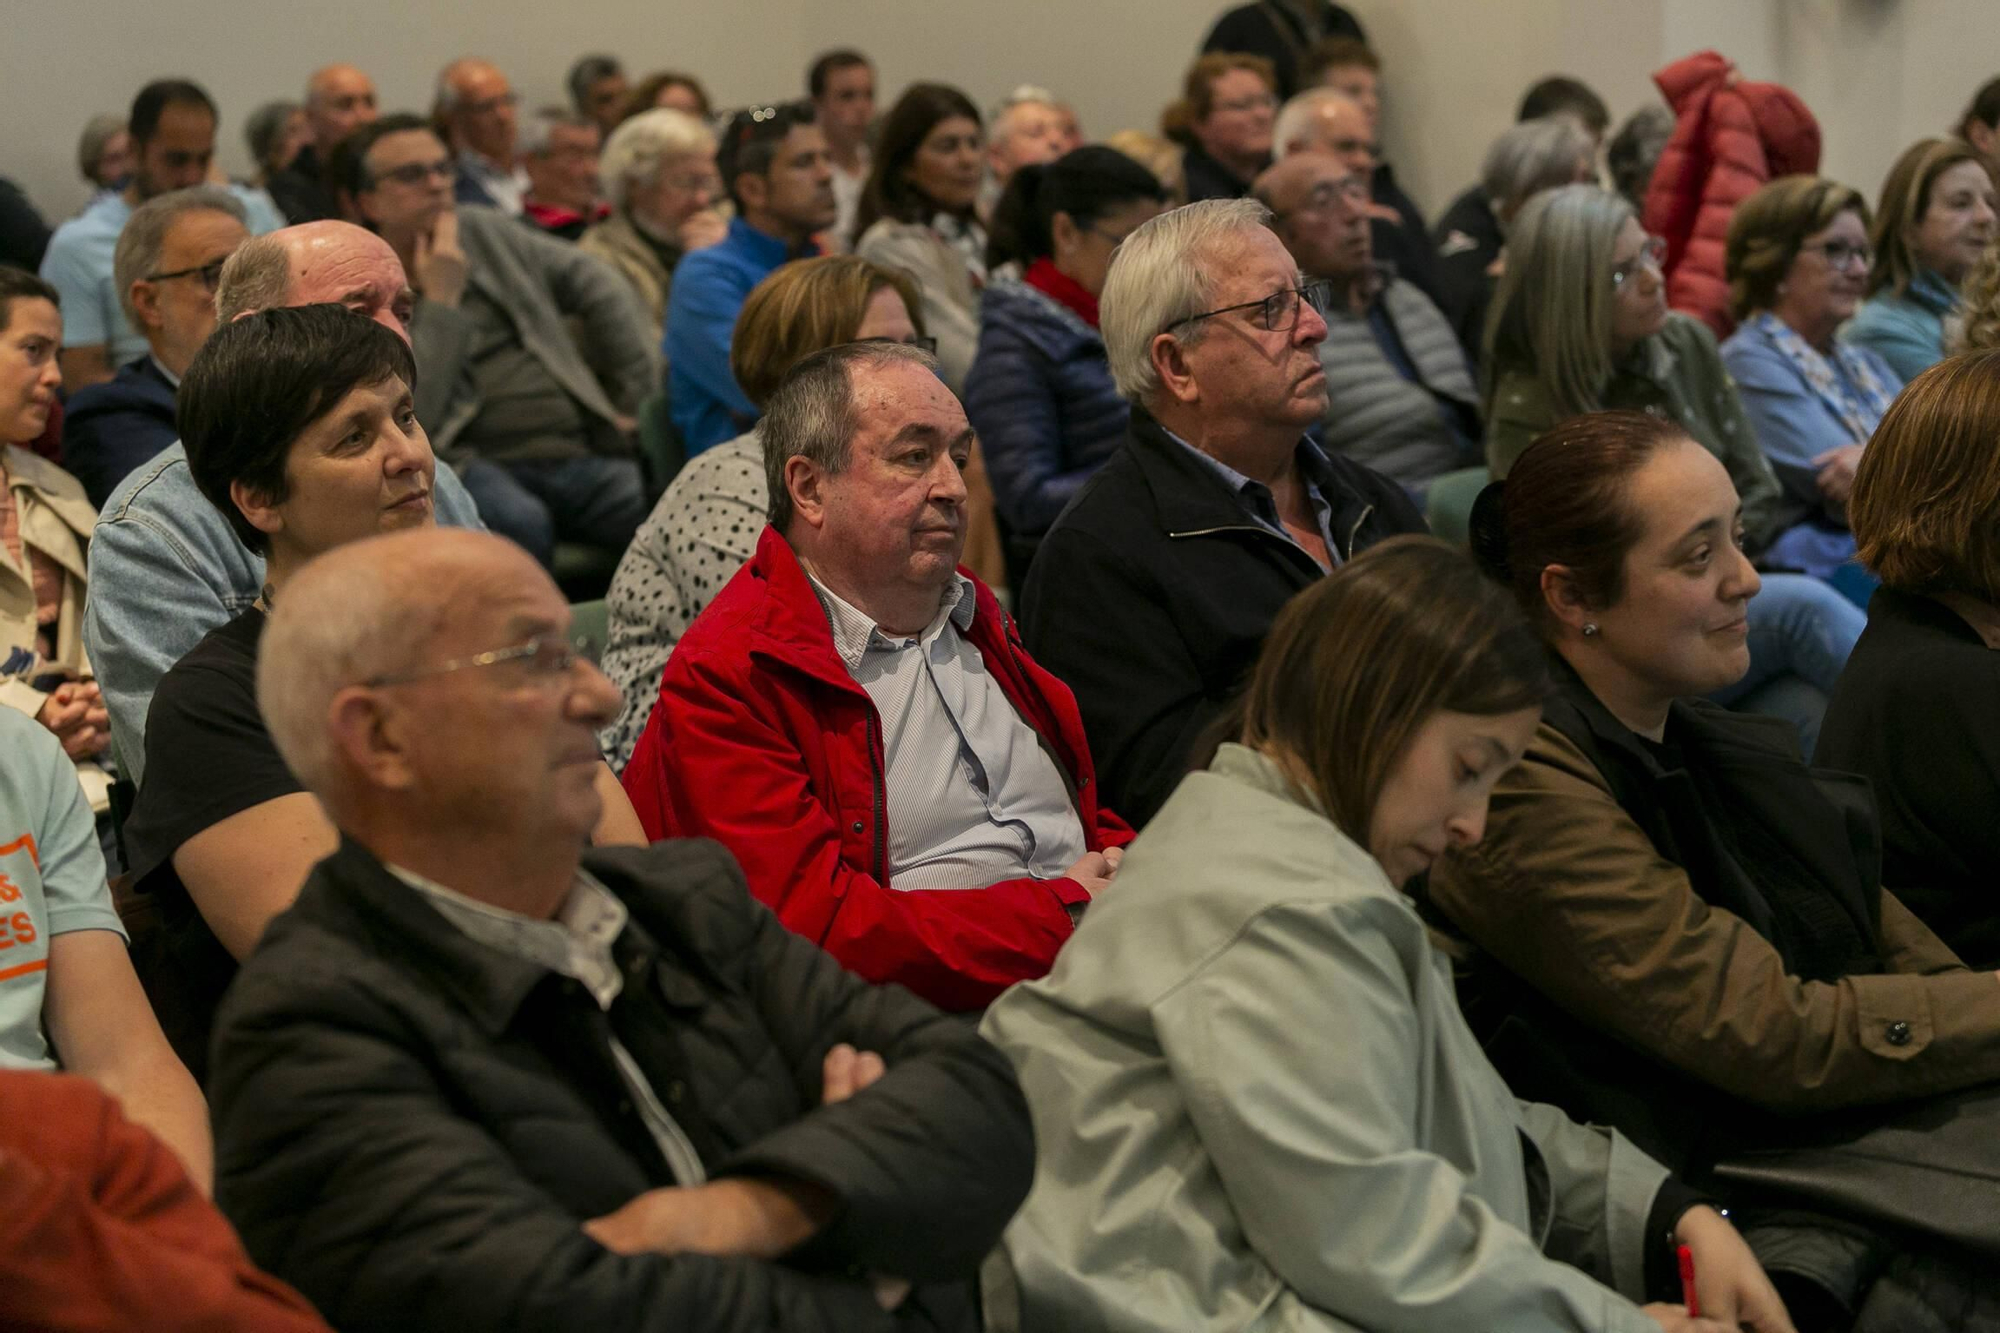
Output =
[{"x1": 808, "y1": 572, "x2": 1086, "y2": 891}]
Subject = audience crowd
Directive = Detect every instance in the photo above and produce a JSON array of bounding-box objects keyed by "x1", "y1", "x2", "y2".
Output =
[{"x1": 3, "y1": 10, "x2": 2000, "y2": 1327}]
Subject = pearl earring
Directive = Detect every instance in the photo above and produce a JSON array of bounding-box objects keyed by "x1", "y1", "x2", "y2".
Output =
[{"x1": 1582, "y1": 623, "x2": 1600, "y2": 637}]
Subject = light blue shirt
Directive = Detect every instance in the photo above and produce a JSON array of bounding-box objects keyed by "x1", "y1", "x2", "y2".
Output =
[
  {"x1": 1841, "y1": 267, "x2": 1959, "y2": 383},
  {"x1": 0, "y1": 710, "x2": 126, "y2": 1070},
  {"x1": 1166, "y1": 427, "x2": 1344, "y2": 568},
  {"x1": 808, "y1": 572, "x2": 1086, "y2": 891},
  {"x1": 39, "y1": 188, "x2": 286, "y2": 364},
  {"x1": 84, "y1": 444, "x2": 485, "y2": 783}
]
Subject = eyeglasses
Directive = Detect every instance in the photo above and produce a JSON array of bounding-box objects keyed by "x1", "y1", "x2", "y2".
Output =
[
  {"x1": 1213, "y1": 94, "x2": 1277, "y2": 115},
  {"x1": 861, "y1": 335, "x2": 940, "y2": 354},
  {"x1": 461, "y1": 92, "x2": 519, "y2": 117},
  {"x1": 146, "y1": 258, "x2": 227, "y2": 292},
  {"x1": 1273, "y1": 177, "x2": 1370, "y2": 220},
  {"x1": 660, "y1": 170, "x2": 723, "y2": 194},
  {"x1": 1612, "y1": 236, "x2": 1668, "y2": 289},
  {"x1": 365, "y1": 635, "x2": 583, "y2": 688},
  {"x1": 1163, "y1": 280, "x2": 1332, "y2": 337},
  {"x1": 373, "y1": 159, "x2": 454, "y2": 187},
  {"x1": 1801, "y1": 239, "x2": 1872, "y2": 271}
]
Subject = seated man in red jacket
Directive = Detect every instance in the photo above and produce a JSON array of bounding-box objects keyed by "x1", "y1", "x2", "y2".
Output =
[{"x1": 622, "y1": 341, "x2": 1132, "y2": 1010}]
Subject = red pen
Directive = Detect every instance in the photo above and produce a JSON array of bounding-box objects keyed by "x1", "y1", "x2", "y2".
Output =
[{"x1": 1677, "y1": 1243, "x2": 1700, "y2": 1317}]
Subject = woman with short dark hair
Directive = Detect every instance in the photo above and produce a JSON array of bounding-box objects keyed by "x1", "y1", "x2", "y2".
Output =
[
  {"x1": 964, "y1": 147, "x2": 1165, "y2": 579},
  {"x1": 988, "y1": 535, "x2": 1789, "y2": 1333}
]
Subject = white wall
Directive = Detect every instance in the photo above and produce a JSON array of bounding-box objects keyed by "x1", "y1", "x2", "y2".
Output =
[{"x1": 5, "y1": 0, "x2": 1993, "y2": 231}]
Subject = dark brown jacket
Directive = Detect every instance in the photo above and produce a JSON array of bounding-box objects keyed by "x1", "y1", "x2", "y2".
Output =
[{"x1": 1425, "y1": 675, "x2": 2000, "y2": 1169}]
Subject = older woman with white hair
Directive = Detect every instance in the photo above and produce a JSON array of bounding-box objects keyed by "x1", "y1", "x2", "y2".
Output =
[
  {"x1": 1433, "y1": 116, "x2": 1597, "y2": 364},
  {"x1": 578, "y1": 108, "x2": 727, "y2": 329},
  {"x1": 1482, "y1": 182, "x2": 1863, "y2": 753}
]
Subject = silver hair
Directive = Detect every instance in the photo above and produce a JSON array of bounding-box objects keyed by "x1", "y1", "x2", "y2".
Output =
[
  {"x1": 1100, "y1": 196, "x2": 1272, "y2": 404},
  {"x1": 763, "y1": 341, "x2": 940, "y2": 534},
  {"x1": 113, "y1": 186, "x2": 247, "y2": 329},
  {"x1": 599, "y1": 107, "x2": 716, "y2": 212},
  {"x1": 988, "y1": 83, "x2": 1062, "y2": 128},
  {"x1": 76, "y1": 112, "x2": 125, "y2": 183},
  {"x1": 215, "y1": 233, "x2": 294, "y2": 324},
  {"x1": 244, "y1": 100, "x2": 301, "y2": 170},
  {"x1": 1479, "y1": 116, "x2": 1596, "y2": 220},
  {"x1": 519, "y1": 104, "x2": 595, "y2": 158},
  {"x1": 1273, "y1": 87, "x2": 1361, "y2": 158}
]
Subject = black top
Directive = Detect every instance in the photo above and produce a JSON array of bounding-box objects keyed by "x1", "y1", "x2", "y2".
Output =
[
  {"x1": 60, "y1": 353, "x2": 179, "y2": 506},
  {"x1": 1182, "y1": 143, "x2": 1265, "y2": 202},
  {"x1": 1431, "y1": 185, "x2": 1504, "y2": 367},
  {"x1": 1019, "y1": 406, "x2": 1425, "y2": 826},
  {"x1": 0, "y1": 177, "x2": 52, "y2": 273},
  {"x1": 1817, "y1": 588, "x2": 2000, "y2": 967},
  {"x1": 211, "y1": 835, "x2": 1030, "y2": 1331},
  {"x1": 263, "y1": 145, "x2": 339, "y2": 224},
  {"x1": 1201, "y1": 0, "x2": 1368, "y2": 98},
  {"x1": 122, "y1": 608, "x2": 301, "y2": 1081}
]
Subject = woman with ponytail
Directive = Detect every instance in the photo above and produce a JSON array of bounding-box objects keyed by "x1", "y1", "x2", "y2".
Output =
[
  {"x1": 963, "y1": 147, "x2": 1166, "y2": 580},
  {"x1": 1429, "y1": 410, "x2": 2000, "y2": 1323}
]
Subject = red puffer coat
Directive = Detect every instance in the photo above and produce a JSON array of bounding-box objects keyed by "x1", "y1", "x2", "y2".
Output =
[
  {"x1": 1642, "y1": 50, "x2": 1821, "y2": 337},
  {"x1": 622, "y1": 526, "x2": 1133, "y2": 1011}
]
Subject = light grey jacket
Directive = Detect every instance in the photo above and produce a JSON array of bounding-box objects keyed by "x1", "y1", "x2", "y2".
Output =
[
  {"x1": 982, "y1": 744, "x2": 1669, "y2": 1333},
  {"x1": 854, "y1": 218, "x2": 982, "y2": 391},
  {"x1": 1318, "y1": 272, "x2": 1480, "y2": 494},
  {"x1": 420, "y1": 205, "x2": 661, "y2": 460}
]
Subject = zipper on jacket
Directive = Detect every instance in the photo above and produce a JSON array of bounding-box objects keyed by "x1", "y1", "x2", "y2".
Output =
[{"x1": 1343, "y1": 503, "x2": 1376, "y2": 562}]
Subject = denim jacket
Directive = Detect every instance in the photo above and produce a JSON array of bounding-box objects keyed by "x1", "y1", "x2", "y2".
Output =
[
  {"x1": 83, "y1": 445, "x2": 484, "y2": 781},
  {"x1": 1841, "y1": 268, "x2": 1960, "y2": 383}
]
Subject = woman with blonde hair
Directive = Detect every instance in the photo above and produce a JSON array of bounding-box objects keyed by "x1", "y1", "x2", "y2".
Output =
[
  {"x1": 598, "y1": 255, "x2": 928, "y2": 767},
  {"x1": 1843, "y1": 137, "x2": 1996, "y2": 379},
  {"x1": 1160, "y1": 52, "x2": 1277, "y2": 202},
  {"x1": 1950, "y1": 234, "x2": 2000, "y2": 353},
  {"x1": 986, "y1": 535, "x2": 1789, "y2": 1333},
  {"x1": 1719, "y1": 176, "x2": 1900, "y2": 591},
  {"x1": 1483, "y1": 183, "x2": 1863, "y2": 751}
]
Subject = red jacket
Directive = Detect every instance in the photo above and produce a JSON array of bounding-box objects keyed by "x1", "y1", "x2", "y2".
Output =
[
  {"x1": 1642, "y1": 50, "x2": 1821, "y2": 338},
  {"x1": 623, "y1": 527, "x2": 1133, "y2": 1010},
  {"x1": 0, "y1": 1071, "x2": 330, "y2": 1331}
]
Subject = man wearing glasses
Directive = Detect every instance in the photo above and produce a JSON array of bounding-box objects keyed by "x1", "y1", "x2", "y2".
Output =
[
  {"x1": 666, "y1": 102, "x2": 839, "y2": 454},
  {"x1": 204, "y1": 521, "x2": 1030, "y2": 1331},
  {"x1": 1020, "y1": 197, "x2": 1426, "y2": 827},
  {"x1": 1255, "y1": 151, "x2": 1480, "y2": 496},
  {"x1": 39, "y1": 79, "x2": 286, "y2": 392},
  {"x1": 118, "y1": 305, "x2": 644, "y2": 1085},
  {"x1": 436, "y1": 58, "x2": 529, "y2": 215},
  {"x1": 332, "y1": 113, "x2": 660, "y2": 572},
  {"x1": 62, "y1": 187, "x2": 248, "y2": 506}
]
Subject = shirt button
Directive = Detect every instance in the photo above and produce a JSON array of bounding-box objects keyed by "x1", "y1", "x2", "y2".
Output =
[{"x1": 1885, "y1": 1021, "x2": 1912, "y2": 1047}]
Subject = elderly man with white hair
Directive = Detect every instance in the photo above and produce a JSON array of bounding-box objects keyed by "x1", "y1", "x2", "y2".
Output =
[
  {"x1": 205, "y1": 522, "x2": 1033, "y2": 1332},
  {"x1": 580, "y1": 107, "x2": 728, "y2": 330},
  {"x1": 986, "y1": 86, "x2": 1082, "y2": 196},
  {"x1": 1018, "y1": 198, "x2": 1426, "y2": 826}
]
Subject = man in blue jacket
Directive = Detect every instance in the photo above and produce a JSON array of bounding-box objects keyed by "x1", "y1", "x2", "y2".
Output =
[{"x1": 62, "y1": 187, "x2": 248, "y2": 507}]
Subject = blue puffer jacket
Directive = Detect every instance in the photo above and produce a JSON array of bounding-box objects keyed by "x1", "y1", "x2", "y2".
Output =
[
  {"x1": 59, "y1": 354, "x2": 177, "y2": 508},
  {"x1": 963, "y1": 279, "x2": 1130, "y2": 538}
]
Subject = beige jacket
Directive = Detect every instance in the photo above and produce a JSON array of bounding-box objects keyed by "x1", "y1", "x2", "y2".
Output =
[
  {"x1": 578, "y1": 210, "x2": 680, "y2": 333},
  {"x1": 0, "y1": 445, "x2": 94, "y2": 721}
]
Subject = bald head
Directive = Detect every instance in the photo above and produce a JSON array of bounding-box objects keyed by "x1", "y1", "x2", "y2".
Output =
[
  {"x1": 1254, "y1": 150, "x2": 1371, "y2": 278},
  {"x1": 260, "y1": 528, "x2": 617, "y2": 861},
  {"x1": 258, "y1": 529, "x2": 541, "y2": 797},
  {"x1": 437, "y1": 58, "x2": 517, "y2": 162},
  {"x1": 216, "y1": 220, "x2": 414, "y2": 339},
  {"x1": 1274, "y1": 89, "x2": 1375, "y2": 175},
  {"x1": 305, "y1": 64, "x2": 378, "y2": 153}
]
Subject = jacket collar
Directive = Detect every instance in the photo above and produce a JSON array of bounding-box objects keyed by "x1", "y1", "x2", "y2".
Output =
[
  {"x1": 1124, "y1": 406, "x2": 1369, "y2": 556},
  {"x1": 724, "y1": 214, "x2": 817, "y2": 264},
  {"x1": 1908, "y1": 267, "x2": 1962, "y2": 317},
  {"x1": 1542, "y1": 652, "x2": 1803, "y2": 782}
]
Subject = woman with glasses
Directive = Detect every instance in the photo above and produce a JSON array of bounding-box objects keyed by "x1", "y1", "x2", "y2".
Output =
[
  {"x1": 1720, "y1": 178, "x2": 1901, "y2": 594},
  {"x1": 579, "y1": 108, "x2": 726, "y2": 332},
  {"x1": 965, "y1": 147, "x2": 1167, "y2": 584},
  {"x1": 598, "y1": 256, "x2": 929, "y2": 769},
  {"x1": 1161, "y1": 53, "x2": 1278, "y2": 203},
  {"x1": 853, "y1": 83, "x2": 988, "y2": 391},
  {"x1": 1484, "y1": 184, "x2": 1862, "y2": 753},
  {"x1": 1845, "y1": 138, "x2": 1998, "y2": 381}
]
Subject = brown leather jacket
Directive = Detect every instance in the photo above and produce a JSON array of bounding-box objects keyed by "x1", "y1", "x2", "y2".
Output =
[{"x1": 1427, "y1": 689, "x2": 2000, "y2": 1156}]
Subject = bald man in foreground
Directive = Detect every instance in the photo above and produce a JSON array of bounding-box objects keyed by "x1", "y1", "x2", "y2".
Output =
[
  {"x1": 208, "y1": 528, "x2": 1030, "y2": 1331},
  {"x1": 266, "y1": 64, "x2": 380, "y2": 222},
  {"x1": 84, "y1": 219, "x2": 486, "y2": 775}
]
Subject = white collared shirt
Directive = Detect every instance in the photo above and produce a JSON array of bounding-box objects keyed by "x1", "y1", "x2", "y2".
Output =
[
  {"x1": 807, "y1": 574, "x2": 1087, "y2": 891},
  {"x1": 390, "y1": 865, "x2": 707, "y2": 1186}
]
